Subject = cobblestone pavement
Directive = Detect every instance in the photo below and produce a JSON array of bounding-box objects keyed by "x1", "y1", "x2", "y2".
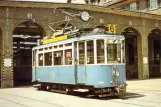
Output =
[{"x1": 0, "y1": 78, "x2": 161, "y2": 107}]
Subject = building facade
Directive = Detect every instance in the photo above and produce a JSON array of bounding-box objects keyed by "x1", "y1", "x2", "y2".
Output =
[
  {"x1": 0, "y1": 1, "x2": 161, "y2": 88},
  {"x1": 102, "y1": 0, "x2": 161, "y2": 79}
]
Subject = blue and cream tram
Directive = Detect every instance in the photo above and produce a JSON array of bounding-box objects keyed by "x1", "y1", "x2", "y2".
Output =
[{"x1": 32, "y1": 33, "x2": 126, "y2": 96}]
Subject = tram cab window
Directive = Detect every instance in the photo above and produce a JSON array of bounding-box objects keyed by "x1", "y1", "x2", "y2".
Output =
[
  {"x1": 54, "y1": 50, "x2": 63, "y2": 65},
  {"x1": 121, "y1": 40, "x2": 125, "y2": 63},
  {"x1": 44, "y1": 52, "x2": 52, "y2": 66},
  {"x1": 87, "y1": 40, "x2": 94, "y2": 64},
  {"x1": 107, "y1": 44, "x2": 121, "y2": 63},
  {"x1": 97, "y1": 40, "x2": 105, "y2": 63},
  {"x1": 65, "y1": 49, "x2": 72, "y2": 65},
  {"x1": 79, "y1": 42, "x2": 85, "y2": 64},
  {"x1": 38, "y1": 54, "x2": 43, "y2": 66},
  {"x1": 32, "y1": 50, "x2": 36, "y2": 67}
]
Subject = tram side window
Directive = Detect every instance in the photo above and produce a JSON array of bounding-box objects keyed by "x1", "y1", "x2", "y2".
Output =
[
  {"x1": 107, "y1": 44, "x2": 121, "y2": 63},
  {"x1": 38, "y1": 54, "x2": 43, "y2": 66},
  {"x1": 65, "y1": 49, "x2": 72, "y2": 65},
  {"x1": 87, "y1": 40, "x2": 94, "y2": 64},
  {"x1": 97, "y1": 40, "x2": 105, "y2": 63},
  {"x1": 44, "y1": 52, "x2": 52, "y2": 66},
  {"x1": 54, "y1": 50, "x2": 63, "y2": 65},
  {"x1": 79, "y1": 42, "x2": 85, "y2": 64}
]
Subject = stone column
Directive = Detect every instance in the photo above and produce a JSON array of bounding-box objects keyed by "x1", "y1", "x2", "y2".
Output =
[
  {"x1": 142, "y1": 35, "x2": 149, "y2": 79},
  {"x1": 138, "y1": 26, "x2": 150, "y2": 79},
  {"x1": 1, "y1": 7, "x2": 13, "y2": 88}
]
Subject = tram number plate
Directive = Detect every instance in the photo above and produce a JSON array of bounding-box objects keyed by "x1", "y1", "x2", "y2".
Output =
[{"x1": 108, "y1": 24, "x2": 116, "y2": 34}]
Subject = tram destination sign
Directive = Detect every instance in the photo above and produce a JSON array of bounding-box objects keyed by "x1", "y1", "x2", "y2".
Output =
[{"x1": 108, "y1": 24, "x2": 116, "y2": 34}]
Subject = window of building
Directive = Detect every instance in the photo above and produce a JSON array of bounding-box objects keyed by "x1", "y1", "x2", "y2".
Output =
[
  {"x1": 65, "y1": 49, "x2": 72, "y2": 65},
  {"x1": 150, "y1": 0, "x2": 158, "y2": 9},
  {"x1": 38, "y1": 53, "x2": 43, "y2": 66},
  {"x1": 79, "y1": 42, "x2": 85, "y2": 65},
  {"x1": 87, "y1": 40, "x2": 94, "y2": 64},
  {"x1": 97, "y1": 40, "x2": 105, "y2": 64},
  {"x1": 44, "y1": 52, "x2": 52, "y2": 66},
  {"x1": 54, "y1": 50, "x2": 63, "y2": 65},
  {"x1": 130, "y1": 2, "x2": 137, "y2": 11}
]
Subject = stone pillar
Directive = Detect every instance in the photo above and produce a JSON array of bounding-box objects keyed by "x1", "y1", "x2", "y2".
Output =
[
  {"x1": 142, "y1": 35, "x2": 149, "y2": 79},
  {"x1": 137, "y1": 30, "x2": 144, "y2": 79},
  {"x1": 138, "y1": 26, "x2": 150, "y2": 79},
  {"x1": 1, "y1": 7, "x2": 13, "y2": 88}
]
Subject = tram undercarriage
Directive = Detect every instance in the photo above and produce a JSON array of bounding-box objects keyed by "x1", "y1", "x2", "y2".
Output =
[{"x1": 34, "y1": 82, "x2": 127, "y2": 97}]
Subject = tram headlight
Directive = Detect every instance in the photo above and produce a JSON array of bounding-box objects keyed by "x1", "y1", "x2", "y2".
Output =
[
  {"x1": 113, "y1": 70, "x2": 120, "y2": 77},
  {"x1": 117, "y1": 57, "x2": 120, "y2": 61},
  {"x1": 116, "y1": 71, "x2": 120, "y2": 76}
]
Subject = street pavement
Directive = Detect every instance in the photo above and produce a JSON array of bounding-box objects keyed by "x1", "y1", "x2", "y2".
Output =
[{"x1": 0, "y1": 78, "x2": 161, "y2": 107}]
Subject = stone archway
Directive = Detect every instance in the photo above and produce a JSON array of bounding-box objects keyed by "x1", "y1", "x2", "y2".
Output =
[
  {"x1": 121, "y1": 27, "x2": 141, "y2": 79},
  {"x1": 12, "y1": 21, "x2": 45, "y2": 86},
  {"x1": 148, "y1": 29, "x2": 161, "y2": 78}
]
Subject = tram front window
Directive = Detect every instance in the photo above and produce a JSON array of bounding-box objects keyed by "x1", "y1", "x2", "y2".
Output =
[
  {"x1": 97, "y1": 40, "x2": 105, "y2": 63},
  {"x1": 107, "y1": 44, "x2": 121, "y2": 63},
  {"x1": 79, "y1": 42, "x2": 85, "y2": 64},
  {"x1": 87, "y1": 40, "x2": 94, "y2": 64}
]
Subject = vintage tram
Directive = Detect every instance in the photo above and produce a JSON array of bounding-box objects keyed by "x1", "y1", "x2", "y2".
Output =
[{"x1": 32, "y1": 29, "x2": 126, "y2": 97}]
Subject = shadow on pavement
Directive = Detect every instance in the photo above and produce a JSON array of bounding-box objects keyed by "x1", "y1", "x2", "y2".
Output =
[{"x1": 77, "y1": 92, "x2": 145, "y2": 100}]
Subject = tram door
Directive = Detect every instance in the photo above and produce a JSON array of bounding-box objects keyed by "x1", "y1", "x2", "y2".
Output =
[
  {"x1": 32, "y1": 50, "x2": 37, "y2": 82},
  {"x1": 77, "y1": 41, "x2": 86, "y2": 84}
]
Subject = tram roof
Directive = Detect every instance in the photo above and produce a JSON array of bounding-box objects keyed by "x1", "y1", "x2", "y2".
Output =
[{"x1": 32, "y1": 34, "x2": 124, "y2": 50}]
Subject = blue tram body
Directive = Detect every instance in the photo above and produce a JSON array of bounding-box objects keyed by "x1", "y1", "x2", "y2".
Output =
[{"x1": 32, "y1": 34, "x2": 127, "y2": 96}]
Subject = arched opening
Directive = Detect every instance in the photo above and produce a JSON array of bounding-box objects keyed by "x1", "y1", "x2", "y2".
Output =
[
  {"x1": 121, "y1": 27, "x2": 140, "y2": 79},
  {"x1": 148, "y1": 29, "x2": 161, "y2": 78},
  {"x1": 13, "y1": 21, "x2": 45, "y2": 86},
  {"x1": 0, "y1": 28, "x2": 2, "y2": 87}
]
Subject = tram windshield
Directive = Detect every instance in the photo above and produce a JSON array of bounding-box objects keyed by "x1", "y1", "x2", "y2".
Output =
[
  {"x1": 97, "y1": 40, "x2": 105, "y2": 63},
  {"x1": 107, "y1": 44, "x2": 121, "y2": 63}
]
